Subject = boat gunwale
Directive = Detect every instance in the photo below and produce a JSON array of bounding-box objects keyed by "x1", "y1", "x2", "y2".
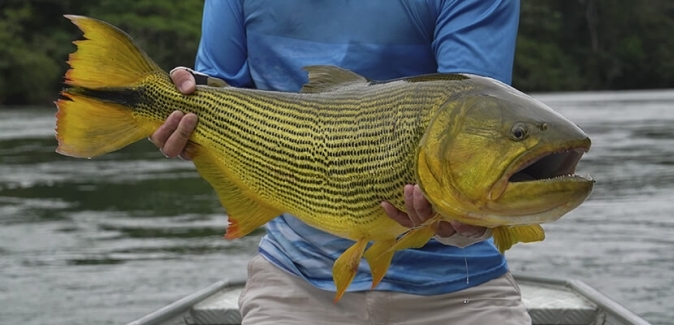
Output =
[
  {"x1": 126, "y1": 274, "x2": 651, "y2": 325},
  {"x1": 126, "y1": 277, "x2": 246, "y2": 325},
  {"x1": 514, "y1": 274, "x2": 651, "y2": 325}
]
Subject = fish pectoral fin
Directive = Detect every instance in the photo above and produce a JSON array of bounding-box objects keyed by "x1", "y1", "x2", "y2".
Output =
[
  {"x1": 300, "y1": 65, "x2": 369, "y2": 93},
  {"x1": 333, "y1": 238, "x2": 368, "y2": 303},
  {"x1": 363, "y1": 238, "x2": 396, "y2": 290},
  {"x1": 191, "y1": 146, "x2": 281, "y2": 239},
  {"x1": 392, "y1": 225, "x2": 436, "y2": 252},
  {"x1": 492, "y1": 224, "x2": 546, "y2": 254},
  {"x1": 389, "y1": 215, "x2": 441, "y2": 252}
]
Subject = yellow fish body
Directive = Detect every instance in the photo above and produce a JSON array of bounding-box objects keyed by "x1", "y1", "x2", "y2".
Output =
[{"x1": 56, "y1": 15, "x2": 594, "y2": 302}]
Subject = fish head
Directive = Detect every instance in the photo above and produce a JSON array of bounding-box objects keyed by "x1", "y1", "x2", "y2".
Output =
[{"x1": 417, "y1": 76, "x2": 594, "y2": 227}]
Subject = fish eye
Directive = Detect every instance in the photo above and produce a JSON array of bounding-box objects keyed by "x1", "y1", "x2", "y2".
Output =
[{"x1": 510, "y1": 123, "x2": 529, "y2": 141}]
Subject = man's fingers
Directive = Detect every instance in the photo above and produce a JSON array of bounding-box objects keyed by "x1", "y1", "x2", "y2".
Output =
[
  {"x1": 149, "y1": 111, "x2": 184, "y2": 149},
  {"x1": 388, "y1": 184, "x2": 433, "y2": 229},
  {"x1": 411, "y1": 185, "x2": 433, "y2": 221},
  {"x1": 403, "y1": 184, "x2": 423, "y2": 226},
  {"x1": 170, "y1": 68, "x2": 197, "y2": 94},
  {"x1": 148, "y1": 66, "x2": 199, "y2": 160},
  {"x1": 381, "y1": 201, "x2": 415, "y2": 228},
  {"x1": 382, "y1": 183, "x2": 487, "y2": 242},
  {"x1": 162, "y1": 113, "x2": 198, "y2": 158}
]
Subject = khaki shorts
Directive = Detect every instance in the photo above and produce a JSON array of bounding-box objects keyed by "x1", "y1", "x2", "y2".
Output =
[{"x1": 239, "y1": 255, "x2": 532, "y2": 325}]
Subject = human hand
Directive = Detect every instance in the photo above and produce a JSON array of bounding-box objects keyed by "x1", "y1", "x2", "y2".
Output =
[
  {"x1": 148, "y1": 68, "x2": 198, "y2": 160},
  {"x1": 381, "y1": 184, "x2": 488, "y2": 240}
]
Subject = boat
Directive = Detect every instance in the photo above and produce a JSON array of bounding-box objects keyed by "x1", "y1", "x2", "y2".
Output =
[{"x1": 126, "y1": 273, "x2": 652, "y2": 325}]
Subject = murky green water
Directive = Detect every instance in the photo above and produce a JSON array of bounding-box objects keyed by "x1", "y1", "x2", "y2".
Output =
[{"x1": 1, "y1": 90, "x2": 673, "y2": 324}]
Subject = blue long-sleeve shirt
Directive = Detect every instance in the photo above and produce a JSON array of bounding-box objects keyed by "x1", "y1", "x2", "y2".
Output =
[{"x1": 195, "y1": 0, "x2": 520, "y2": 294}]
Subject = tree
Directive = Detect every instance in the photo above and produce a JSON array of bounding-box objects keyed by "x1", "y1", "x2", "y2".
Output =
[
  {"x1": 1, "y1": 0, "x2": 673, "y2": 106},
  {"x1": 0, "y1": 3, "x2": 62, "y2": 105}
]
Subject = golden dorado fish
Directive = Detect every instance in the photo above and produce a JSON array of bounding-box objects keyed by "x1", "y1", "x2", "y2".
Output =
[{"x1": 56, "y1": 15, "x2": 594, "y2": 302}]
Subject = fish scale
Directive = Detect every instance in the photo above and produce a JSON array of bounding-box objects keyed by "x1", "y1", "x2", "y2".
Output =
[
  {"x1": 129, "y1": 79, "x2": 444, "y2": 228},
  {"x1": 192, "y1": 87, "x2": 437, "y2": 229}
]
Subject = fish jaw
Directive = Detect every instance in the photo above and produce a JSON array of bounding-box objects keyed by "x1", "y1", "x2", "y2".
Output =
[{"x1": 482, "y1": 138, "x2": 594, "y2": 224}]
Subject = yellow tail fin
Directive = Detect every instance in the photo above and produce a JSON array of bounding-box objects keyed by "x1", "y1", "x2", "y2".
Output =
[
  {"x1": 56, "y1": 92, "x2": 154, "y2": 158},
  {"x1": 63, "y1": 15, "x2": 163, "y2": 88},
  {"x1": 55, "y1": 15, "x2": 166, "y2": 158}
]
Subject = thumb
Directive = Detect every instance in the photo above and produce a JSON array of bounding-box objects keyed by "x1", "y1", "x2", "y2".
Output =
[{"x1": 169, "y1": 67, "x2": 197, "y2": 94}]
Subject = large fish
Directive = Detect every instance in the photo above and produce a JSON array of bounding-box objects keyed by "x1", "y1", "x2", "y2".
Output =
[{"x1": 56, "y1": 15, "x2": 594, "y2": 302}]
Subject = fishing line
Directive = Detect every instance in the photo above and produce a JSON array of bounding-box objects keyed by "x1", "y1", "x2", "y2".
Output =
[{"x1": 463, "y1": 248, "x2": 470, "y2": 284}]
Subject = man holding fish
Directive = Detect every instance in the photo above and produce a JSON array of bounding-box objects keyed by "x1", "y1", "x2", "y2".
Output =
[{"x1": 150, "y1": 0, "x2": 530, "y2": 324}]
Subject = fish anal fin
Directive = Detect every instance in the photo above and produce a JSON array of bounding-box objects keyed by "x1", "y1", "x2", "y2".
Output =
[
  {"x1": 300, "y1": 65, "x2": 369, "y2": 93},
  {"x1": 363, "y1": 238, "x2": 396, "y2": 290},
  {"x1": 190, "y1": 146, "x2": 280, "y2": 239},
  {"x1": 55, "y1": 92, "x2": 153, "y2": 158},
  {"x1": 333, "y1": 238, "x2": 368, "y2": 303},
  {"x1": 492, "y1": 224, "x2": 546, "y2": 254}
]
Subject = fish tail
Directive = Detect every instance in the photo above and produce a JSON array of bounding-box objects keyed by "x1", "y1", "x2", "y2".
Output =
[
  {"x1": 55, "y1": 15, "x2": 168, "y2": 158},
  {"x1": 491, "y1": 224, "x2": 546, "y2": 253}
]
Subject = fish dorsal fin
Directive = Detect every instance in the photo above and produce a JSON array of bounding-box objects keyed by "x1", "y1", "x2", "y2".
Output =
[{"x1": 300, "y1": 65, "x2": 369, "y2": 93}]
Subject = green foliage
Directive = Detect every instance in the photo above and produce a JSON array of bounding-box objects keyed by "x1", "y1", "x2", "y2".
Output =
[
  {"x1": 86, "y1": 0, "x2": 204, "y2": 71},
  {"x1": 513, "y1": 0, "x2": 674, "y2": 92},
  {"x1": 514, "y1": 37, "x2": 586, "y2": 92},
  {"x1": 0, "y1": 4, "x2": 61, "y2": 105},
  {"x1": 513, "y1": 1, "x2": 586, "y2": 91},
  {"x1": 0, "y1": 0, "x2": 203, "y2": 106},
  {"x1": 1, "y1": 0, "x2": 673, "y2": 104}
]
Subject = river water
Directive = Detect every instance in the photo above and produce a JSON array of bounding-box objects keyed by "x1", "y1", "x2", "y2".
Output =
[{"x1": 0, "y1": 90, "x2": 672, "y2": 325}]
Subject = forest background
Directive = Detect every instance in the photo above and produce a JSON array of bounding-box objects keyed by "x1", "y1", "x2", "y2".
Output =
[{"x1": 1, "y1": 0, "x2": 672, "y2": 106}]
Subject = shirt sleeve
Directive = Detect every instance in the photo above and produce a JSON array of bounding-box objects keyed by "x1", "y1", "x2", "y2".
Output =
[
  {"x1": 194, "y1": 0, "x2": 254, "y2": 88},
  {"x1": 433, "y1": 0, "x2": 520, "y2": 84}
]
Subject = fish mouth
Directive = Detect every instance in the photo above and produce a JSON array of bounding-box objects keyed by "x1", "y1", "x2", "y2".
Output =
[
  {"x1": 489, "y1": 139, "x2": 593, "y2": 201},
  {"x1": 475, "y1": 138, "x2": 595, "y2": 226},
  {"x1": 508, "y1": 145, "x2": 591, "y2": 184}
]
